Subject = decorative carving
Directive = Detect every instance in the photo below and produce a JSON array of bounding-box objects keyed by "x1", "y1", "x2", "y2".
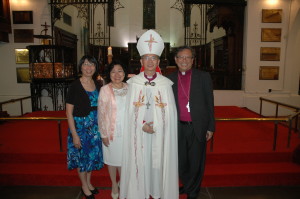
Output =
[
  {"x1": 171, "y1": 0, "x2": 184, "y2": 14},
  {"x1": 186, "y1": 22, "x2": 205, "y2": 46},
  {"x1": 114, "y1": 0, "x2": 125, "y2": 11}
]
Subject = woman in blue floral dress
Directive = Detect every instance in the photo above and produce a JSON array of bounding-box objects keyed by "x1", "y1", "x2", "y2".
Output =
[{"x1": 66, "y1": 55, "x2": 103, "y2": 199}]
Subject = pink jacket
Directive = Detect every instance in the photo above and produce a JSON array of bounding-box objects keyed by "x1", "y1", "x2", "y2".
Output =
[
  {"x1": 98, "y1": 83, "x2": 127, "y2": 140},
  {"x1": 98, "y1": 83, "x2": 116, "y2": 140}
]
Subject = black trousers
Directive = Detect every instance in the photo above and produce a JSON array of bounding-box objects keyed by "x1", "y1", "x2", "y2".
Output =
[{"x1": 178, "y1": 122, "x2": 207, "y2": 197}]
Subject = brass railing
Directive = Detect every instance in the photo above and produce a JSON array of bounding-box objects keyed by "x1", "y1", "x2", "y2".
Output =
[
  {"x1": 0, "y1": 96, "x2": 32, "y2": 116},
  {"x1": 0, "y1": 116, "x2": 293, "y2": 152},
  {"x1": 0, "y1": 116, "x2": 67, "y2": 152},
  {"x1": 211, "y1": 117, "x2": 290, "y2": 152},
  {"x1": 260, "y1": 97, "x2": 300, "y2": 132}
]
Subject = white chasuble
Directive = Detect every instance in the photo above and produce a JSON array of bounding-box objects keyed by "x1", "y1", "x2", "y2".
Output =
[{"x1": 120, "y1": 72, "x2": 179, "y2": 199}]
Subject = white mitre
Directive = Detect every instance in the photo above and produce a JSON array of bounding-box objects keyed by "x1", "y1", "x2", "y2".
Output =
[{"x1": 137, "y1": 29, "x2": 164, "y2": 57}]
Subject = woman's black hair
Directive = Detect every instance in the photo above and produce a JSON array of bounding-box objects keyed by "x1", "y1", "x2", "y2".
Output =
[
  {"x1": 78, "y1": 55, "x2": 99, "y2": 80},
  {"x1": 105, "y1": 59, "x2": 128, "y2": 84}
]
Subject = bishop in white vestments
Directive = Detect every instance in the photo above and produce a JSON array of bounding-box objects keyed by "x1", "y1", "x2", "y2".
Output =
[{"x1": 120, "y1": 30, "x2": 179, "y2": 199}]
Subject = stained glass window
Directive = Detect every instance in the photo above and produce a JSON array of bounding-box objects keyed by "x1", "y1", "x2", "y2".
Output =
[{"x1": 143, "y1": 0, "x2": 155, "y2": 29}]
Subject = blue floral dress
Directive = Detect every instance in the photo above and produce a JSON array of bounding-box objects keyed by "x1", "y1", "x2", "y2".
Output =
[{"x1": 67, "y1": 90, "x2": 103, "y2": 172}]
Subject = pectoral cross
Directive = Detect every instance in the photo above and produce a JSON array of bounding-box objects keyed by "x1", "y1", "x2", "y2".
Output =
[
  {"x1": 186, "y1": 101, "x2": 190, "y2": 112},
  {"x1": 146, "y1": 102, "x2": 151, "y2": 109}
]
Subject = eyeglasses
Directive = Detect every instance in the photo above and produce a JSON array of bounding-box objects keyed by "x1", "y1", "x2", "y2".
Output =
[
  {"x1": 176, "y1": 56, "x2": 193, "y2": 61},
  {"x1": 83, "y1": 62, "x2": 95, "y2": 66},
  {"x1": 142, "y1": 56, "x2": 159, "y2": 61}
]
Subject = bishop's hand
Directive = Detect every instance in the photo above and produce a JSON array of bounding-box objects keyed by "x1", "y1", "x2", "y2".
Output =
[{"x1": 142, "y1": 122, "x2": 155, "y2": 134}]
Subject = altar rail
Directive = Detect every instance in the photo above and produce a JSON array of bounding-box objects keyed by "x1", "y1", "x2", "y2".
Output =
[{"x1": 0, "y1": 116, "x2": 294, "y2": 152}]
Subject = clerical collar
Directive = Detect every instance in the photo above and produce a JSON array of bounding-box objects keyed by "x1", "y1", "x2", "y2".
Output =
[
  {"x1": 144, "y1": 72, "x2": 157, "y2": 82},
  {"x1": 179, "y1": 69, "x2": 192, "y2": 76}
]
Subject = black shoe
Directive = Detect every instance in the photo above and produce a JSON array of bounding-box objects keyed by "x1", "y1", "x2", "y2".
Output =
[
  {"x1": 179, "y1": 186, "x2": 185, "y2": 194},
  {"x1": 90, "y1": 188, "x2": 99, "y2": 195},
  {"x1": 81, "y1": 189, "x2": 95, "y2": 199},
  {"x1": 187, "y1": 192, "x2": 199, "y2": 199}
]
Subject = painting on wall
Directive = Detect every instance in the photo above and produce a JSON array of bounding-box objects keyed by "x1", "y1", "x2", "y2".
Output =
[
  {"x1": 14, "y1": 29, "x2": 34, "y2": 43},
  {"x1": 15, "y1": 49, "x2": 29, "y2": 64},
  {"x1": 262, "y1": 9, "x2": 282, "y2": 23},
  {"x1": 16, "y1": 67, "x2": 31, "y2": 83},
  {"x1": 259, "y1": 66, "x2": 279, "y2": 80},
  {"x1": 261, "y1": 28, "x2": 281, "y2": 42},
  {"x1": 260, "y1": 47, "x2": 280, "y2": 61}
]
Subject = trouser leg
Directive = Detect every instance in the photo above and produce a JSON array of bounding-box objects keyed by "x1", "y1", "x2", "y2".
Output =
[{"x1": 178, "y1": 123, "x2": 207, "y2": 197}]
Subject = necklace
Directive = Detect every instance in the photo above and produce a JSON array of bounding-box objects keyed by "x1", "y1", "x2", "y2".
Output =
[
  {"x1": 113, "y1": 87, "x2": 128, "y2": 96},
  {"x1": 178, "y1": 71, "x2": 191, "y2": 112}
]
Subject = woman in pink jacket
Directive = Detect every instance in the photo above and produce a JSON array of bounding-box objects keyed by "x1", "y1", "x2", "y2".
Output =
[{"x1": 98, "y1": 60, "x2": 128, "y2": 199}]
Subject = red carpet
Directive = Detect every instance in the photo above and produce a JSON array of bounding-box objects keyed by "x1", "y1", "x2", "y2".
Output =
[{"x1": 0, "y1": 106, "x2": 300, "y2": 188}]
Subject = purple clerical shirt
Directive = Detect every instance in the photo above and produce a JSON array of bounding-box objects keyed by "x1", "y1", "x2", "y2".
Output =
[
  {"x1": 178, "y1": 69, "x2": 192, "y2": 121},
  {"x1": 144, "y1": 73, "x2": 157, "y2": 82}
]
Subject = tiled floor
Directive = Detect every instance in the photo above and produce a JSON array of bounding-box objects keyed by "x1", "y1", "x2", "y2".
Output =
[{"x1": 1, "y1": 186, "x2": 300, "y2": 199}]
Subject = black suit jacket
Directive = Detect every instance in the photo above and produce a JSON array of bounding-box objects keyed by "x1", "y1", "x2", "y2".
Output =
[{"x1": 168, "y1": 68, "x2": 215, "y2": 142}]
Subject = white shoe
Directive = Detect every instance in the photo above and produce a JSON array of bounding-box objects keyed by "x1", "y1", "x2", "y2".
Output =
[{"x1": 111, "y1": 192, "x2": 119, "y2": 199}]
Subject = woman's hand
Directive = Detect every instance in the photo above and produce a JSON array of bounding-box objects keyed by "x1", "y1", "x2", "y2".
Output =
[
  {"x1": 102, "y1": 137, "x2": 110, "y2": 147},
  {"x1": 142, "y1": 122, "x2": 155, "y2": 134},
  {"x1": 72, "y1": 134, "x2": 81, "y2": 149}
]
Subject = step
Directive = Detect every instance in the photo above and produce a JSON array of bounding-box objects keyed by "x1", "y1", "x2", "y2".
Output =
[
  {"x1": 1, "y1": 162, "x2": 300, "y2": 187},
  {"x1": 203, "y1": 162, "x2": 300, "y2": 187},
  {"x1": 0, "y1": 152, "x2": 66, "y2": 164},
  {"x1": 0, "y1": 163, "x2": 110, "y2": 187},
  {"x1": 0, "y1": 151, "x2": 294, "y2": 164}
]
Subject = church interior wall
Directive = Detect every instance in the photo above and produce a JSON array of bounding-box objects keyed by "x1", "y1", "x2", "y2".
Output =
[
  {"x1": 110, "y1": 1, "x2": 130, "y2": 47},
  {"x1": 242, "y1": 0, "x2": 300, "y2": 115},
  {"x1": 244, "y1": 0, "x2": 290, "y2": 94},
  {"x1": 169, "y1": 2, "x2": 185, "y2": 47},
  {"x1": 0, "y1": 0, "x2": 299, "y2": 117},
  {"x1": 0, "y1": 0, "x2": 51, "y2": 115},
  {"x1": 284, "y1": 0, "x2": 300, "y2": 93}
]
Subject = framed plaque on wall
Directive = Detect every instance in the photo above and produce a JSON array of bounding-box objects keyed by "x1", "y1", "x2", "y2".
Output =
[
  {"x1": 14, "y1": 29, "x2": 34, "y2": 43},
  {"x1": 260, "y1": 47, "x2": 280, "y2": 61},
  {"x1": 16, "y1": 67, "x2": 31, "y2": 83},
  {"x1": 262, "y1": 9, "x2": 282, "y2": 23},
  {"x1": 15, "y1": 49, "x2": 29, "y2": 64},
  {"x1": 12, "y1": 11, "x2": 33, "y2": 24},
  {"x1": 259, "y1": 66, "x2": 279, "y2": 80},
  {"x1": 261, "y1": 28, "x2": 281, "y2": 42}
]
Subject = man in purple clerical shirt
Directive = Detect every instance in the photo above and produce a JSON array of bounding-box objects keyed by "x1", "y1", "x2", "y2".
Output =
[{"x1": 167, "y1": 46, "x2": 215, "y2": 199}]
